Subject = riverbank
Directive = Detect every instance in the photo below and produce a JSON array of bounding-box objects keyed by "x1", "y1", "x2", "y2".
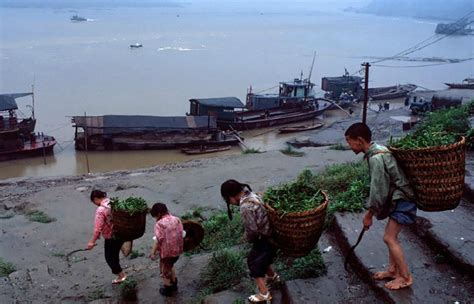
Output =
[{"x1": 0, "y1": 147, "x2": 358, "y2": 303}]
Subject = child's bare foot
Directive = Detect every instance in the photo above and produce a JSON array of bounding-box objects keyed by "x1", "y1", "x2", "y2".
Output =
[
  {"x1": 373, "y1": 270, "x2": 396, "y2": 280},
  {"x1": 385, "y1": 275, "x2": 413, "y2": 290}
]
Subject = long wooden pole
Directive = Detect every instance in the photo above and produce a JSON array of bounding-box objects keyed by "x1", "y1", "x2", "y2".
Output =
[
  {"x1": 42, "y1": 140, "x2": 47, "y2": 165},
  {"x1": 362, "y1": 63, "x2": 370, "y2": 124},
  {"x1": 84, "y1": 112, "x2": 91, "y2": 174}
]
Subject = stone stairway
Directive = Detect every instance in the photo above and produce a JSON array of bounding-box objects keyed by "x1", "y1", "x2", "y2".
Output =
[{"x1": 200, "y1": 154, "x2": 474, "y2": 304}]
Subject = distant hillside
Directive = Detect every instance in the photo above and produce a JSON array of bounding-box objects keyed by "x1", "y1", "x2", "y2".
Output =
[
  {"x1": 353, "y1": 0, "x2": 473, "y2": 20},
  {"x1": 0, "y1": 0, "x2": 182, "y2": 8}
]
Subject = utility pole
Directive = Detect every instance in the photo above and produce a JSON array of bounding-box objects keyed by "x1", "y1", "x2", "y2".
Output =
[
  {"x1": 362, "y1": 62, "x2": 370, "y2": 124},
  {"x1": 84, "y1": 112, "x2": 91, "y2": 174}
]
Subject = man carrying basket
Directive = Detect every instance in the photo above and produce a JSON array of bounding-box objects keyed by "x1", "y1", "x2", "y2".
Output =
[{"x1": 345, "y1": 123, "x2": 417, "y2": 290}]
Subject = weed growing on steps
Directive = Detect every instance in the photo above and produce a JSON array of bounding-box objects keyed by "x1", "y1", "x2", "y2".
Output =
[
  {"x1": 200, "y1": 249, "x2": 246, "y2": 294},
  {"x1": 183, "y1": 207, "x2": 245, "y2": 254},
  {"x1": 275, "y1": 248, "x2": 327, "y2": 280},
  {"x1": 120, "y1": 278, "x2": 138, "y2": 302}
]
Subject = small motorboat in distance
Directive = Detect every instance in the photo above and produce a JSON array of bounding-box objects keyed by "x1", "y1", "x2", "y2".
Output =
[
  {"x1": 181, "y1": 145, "x2": 232, "y2": 155},
  {"x1": 279, "y1": 122, "x2": 324, "y2": 133},
  {"x1": 130, "y1": 43, "x2": 143, "y2": 48}
]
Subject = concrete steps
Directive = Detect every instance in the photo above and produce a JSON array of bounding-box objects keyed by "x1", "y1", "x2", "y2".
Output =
[
  {"x1": 284, "y1": 233, "x2": 382, "y2": 304},
  {"x1": 333, "y1": 212, "x2": 474, "y2": 303},
  {"x1": 411, "y1": 201, "x2": 474, "y2": 277}
]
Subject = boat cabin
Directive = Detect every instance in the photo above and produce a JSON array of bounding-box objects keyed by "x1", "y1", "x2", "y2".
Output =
[
  {"x1": 246, "y1": 78, "x2": 316, "y2": 110},
  {"x1": 188, "y1": 97, "x2": 245, "y2": 121},
  {"x1": 321, "y1": 73, "x2": 363, "y2": 100},
  {"x1": 72, "y1": 115, "x2": 221, "y2": 150},
  {"x1": 0, "y1": 93, "x2": 36, "y2": 136}
]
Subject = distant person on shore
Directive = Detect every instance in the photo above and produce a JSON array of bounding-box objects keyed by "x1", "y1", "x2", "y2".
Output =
[
  {"x1": 87, "y1": 190, "x2": 127, "y2": 284},
  {"x1": 345, "y1": 123, "x2": 416, "y2": 290},
  {"x1": 149, "y1": 203, "x2": 183, "y2": 297},
  {"x1": 221, "y1": 180, "x2": 279, "y2": 303}
]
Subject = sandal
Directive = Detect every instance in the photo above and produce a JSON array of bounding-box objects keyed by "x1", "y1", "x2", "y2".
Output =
[
  {"x1": 265, "y1": 273, "x2": 281, "y2": 288},
  {"x1": 112, "y1": 275, "x2": 127, "y2": 284},
  {"x1": 248, "y1": 292, "x2": 272, "y2": 303}
]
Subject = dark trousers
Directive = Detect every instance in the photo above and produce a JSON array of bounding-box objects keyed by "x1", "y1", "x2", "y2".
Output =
[
  {"x1": 247, "y1": 238, "x2": 275, "y2": 278},
  {"x1": 104, "y1": 238, "x2": 124, "y2": 274}
]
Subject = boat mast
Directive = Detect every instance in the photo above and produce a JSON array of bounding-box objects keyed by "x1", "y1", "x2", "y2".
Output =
[
  {"x1": 31, "y1": 84, "x2": 35, "y2": 120},
  {"x1": 305, "y1": 51, "x2": 316, "y2": 103},
  {"x1": 307, "y1": 51, "x2": 316, "y2": 83}
]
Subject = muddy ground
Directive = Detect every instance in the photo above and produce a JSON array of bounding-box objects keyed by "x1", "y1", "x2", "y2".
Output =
[{"x1": 0, "y1": 103, "x2": 426, "y2": 303}]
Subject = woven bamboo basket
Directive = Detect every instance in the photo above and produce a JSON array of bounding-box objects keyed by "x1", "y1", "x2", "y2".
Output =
[
  {"x1": 112, "y1": 210, "x2": 147, "y2": 241},
  {"x1": 264, "y1": 191, "x2": 329, "y2": 257},
  {"x1": 182, "y1": 220, "x2": 205, "y2": 252},
  {"x1": 389, "y1": 136, "x2": 466, "y2": 212}
]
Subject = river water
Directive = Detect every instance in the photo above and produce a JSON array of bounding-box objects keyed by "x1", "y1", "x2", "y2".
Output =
[{"x1": 0, "y1": 1, "x2": 472, "y2": 179}]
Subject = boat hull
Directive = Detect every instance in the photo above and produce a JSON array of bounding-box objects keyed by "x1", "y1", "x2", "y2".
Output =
[
  {"x1": 279, "y1": 123, "x2": 324, "y2": 133},
  {"x1": 445, "y1": 83, "x2": 474, "y2": 89},
  {"x1": 0, "y1": 136, "x2": 56, "y2": 162},
  {"x1": 181, "y1": 145, "x2": 232, "y2": 155},
  {"x1": 217, "y1": 105, "x2": 329, "y2": 131}
]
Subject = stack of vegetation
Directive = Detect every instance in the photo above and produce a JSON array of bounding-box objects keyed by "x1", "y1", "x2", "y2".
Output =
[
  {"x1": 109, "y1": 197, "x2": 148, "y2": 215},
  {"x1": 280, "y1": 145, "x2": 305, "y2": 157},
  {"x1": 390, "y1": 102, "x2": 472, "y2": 149},
  {"x1": 0, "y1": 258, "x2": 16, "y2": 277},
  {"x1": 263, "y1": 169, "x2": 324, "y2": 213}
]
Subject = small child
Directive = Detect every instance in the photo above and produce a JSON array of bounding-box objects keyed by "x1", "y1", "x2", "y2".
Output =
[
  {"x1": 87, "y1": 190, "x2": 127, "y2": 284},
  {"x1": 345, "y1": 123, "x2": 416, "y2": 290},
  {"x1": 149, "y1": 203, "x2": 183, "y2": 297},
  {"x1": 221, "y1": 180, "x2": 279, "y2": 303}
]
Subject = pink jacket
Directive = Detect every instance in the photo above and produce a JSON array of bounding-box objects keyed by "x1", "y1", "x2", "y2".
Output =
[
  {"x1": 93, "y1": 198, "x2": 113, "y2": 240},
  {"x1": 154, "y1": 214, "x2": 184, "y2": 258}
]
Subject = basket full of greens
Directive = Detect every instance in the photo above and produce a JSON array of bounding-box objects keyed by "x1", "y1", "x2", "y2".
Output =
[
  {"x1": 110, "y1": 197, "x2": 148, "y2": 241},
  {"x1": 388, "y1": 106, "x2": 468, "y2": 211},
  {"x1": 263, "y1": 169, "x2": 329, "y2": 257}
]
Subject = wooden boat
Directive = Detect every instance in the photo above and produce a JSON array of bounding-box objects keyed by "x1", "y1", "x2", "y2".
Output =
[
  {"x1": 445, "y1": 79, "x2": 474, "y2": 89},
  {"x1": 0, "y1": 131, "x2": 56, "y2": 162},
  {"x1": 130, "y1": 43, "x2": 143, "y2": 48},
  {"x1": 71, "y1": 115, "x2": 239, "y2": 151},
  {"x1": 279, "y1": 123, "x2": 324, "y2": 133},
  {"x1": 370, "y1": 84, "x2": 417, "y2": 100},
  {"x1": 0, "y1": 93, "x2": 36, "y2": 136},
  {"x1": 181, "y1": 145, "x2": 231, "y2": 155},
  {"x1": 0, "y1": 92, "x2": 55, "y2": 161}
]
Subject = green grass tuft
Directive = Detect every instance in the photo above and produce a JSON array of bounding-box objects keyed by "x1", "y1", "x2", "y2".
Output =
[
  {"x1": 280, "y1": 145, "x2": 305, "y2": 157},
  {"x1": 0, "y1": 258, "x2": 16, "y2": 277},
  {"x1": 242, "y1": 148, "x2": 262, "y2": 154},
  {"x1": 328, "y1": 143, "x2": 351, "y2": 151},
  {"x1": 200, "y1": 249, "x2": 246, "y2": 293},
  {"x1": 25, "y1": 210, "x2": 56, "y2": 223},
  {"x1": 275, "y1": 248, "x2": 327, "y2": 280}
]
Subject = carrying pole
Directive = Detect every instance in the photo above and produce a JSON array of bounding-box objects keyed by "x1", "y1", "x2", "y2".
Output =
[
  {"x1": 84, "y1": 112, "x2": 91, "y2": 174},
  {"x1": 362, "y1": 63, "x2": 370, "y2": 124}
]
